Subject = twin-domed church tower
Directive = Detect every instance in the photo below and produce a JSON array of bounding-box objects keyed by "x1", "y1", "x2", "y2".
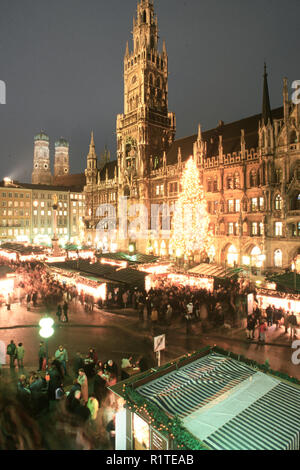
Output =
[{"x1": 31, "y1": 132, "x2": 70, "y2": 185}]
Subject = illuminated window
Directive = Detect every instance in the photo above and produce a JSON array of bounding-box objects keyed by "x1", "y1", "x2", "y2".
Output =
[
  {"x1": 275, "y1": 222, "x2": 283, "y2": 236},
  {"x1": 259, "y1": 197, "x2": 264, "y2": 210},
  {"x1": 251, "y1": 222, "x2": 258, "y2": 236},
  {"x1": 233, "y1": 172, "x2": 240, "y2": 189},
  {"x1": 274, "y1": 249, "x2": 282, "y2": 268},
  {"x1": 228, "y1": 200, "x2": 234, "y2": 213},
  {"x1": 275, "y1": 195, "x2": 282, "y2": 211},
  {"x1": 227, "y1": 245, "x2": 238, "y2": 267},
  {"x1": 133, "y1": 414, "x2": 150, "y2": 451},
  {"x1": 251, "y1": 198, "x2": 258, "y2": 212}
]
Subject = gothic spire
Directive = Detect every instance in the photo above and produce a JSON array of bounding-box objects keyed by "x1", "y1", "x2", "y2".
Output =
[{"x1": 262, "y1": 63, "x2": 273, "y2": 126}]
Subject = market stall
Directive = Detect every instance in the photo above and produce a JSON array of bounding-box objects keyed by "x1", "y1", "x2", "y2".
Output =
[
  {"x1": 46, "y1": 259, "x2": 148, "y2": 301},
  {"x1": 254, "y1": 288, "x2": 300, "y2": 318},
  {"x1": 65, "y1": 244, "x2": 95, "y2": 260},
  {"x1": 109, "y1": 346, "x2": 300, "y2": 451},
  {"x1": 0, "y1": 243, "x2": 47, "y2": 262},
  {"x1": 144, "y1": 269, "x2": 214, "y2": 292}
]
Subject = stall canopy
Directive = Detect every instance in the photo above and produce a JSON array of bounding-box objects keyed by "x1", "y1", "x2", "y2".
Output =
[
  {"x1": 268, "y1": 272, "x2": 300, "y2": 293},
  {"x1": 110, "y1": 349, "x2": 300, "y2": 450},
  {"x1": 0, "y1": 242, "x2": 46, "y2": 257},
  {"x1": 64, "y1": 243, "x2": 92, "y2": 251},
  {"x1": 46, "y1": 260, "x2": 148, "y2": 289},
  {"x1": 96, "y1": 252, "x2": 159, "y2": 266},
  {"x1": 188, "y1": 263, "x2": 243, "y2": 279}
]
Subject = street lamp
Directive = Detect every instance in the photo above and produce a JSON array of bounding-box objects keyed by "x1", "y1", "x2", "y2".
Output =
[{"x1": 39, "y1": 317, "x2": 54, "y2": 370}]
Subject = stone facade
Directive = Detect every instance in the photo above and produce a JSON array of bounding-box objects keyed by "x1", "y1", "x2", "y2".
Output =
[{"x1": 83, "y1": 0, "x2": 300, "y2": 271}]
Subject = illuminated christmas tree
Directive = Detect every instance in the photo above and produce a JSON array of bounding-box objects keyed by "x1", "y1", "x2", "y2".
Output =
[{"x1": 170, "y1": 156, "x2": 212, "y2": 258}]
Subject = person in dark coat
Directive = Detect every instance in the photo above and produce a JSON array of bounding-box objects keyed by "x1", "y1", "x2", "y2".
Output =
[
  {"x1": 106, "y1": 360, "x2": 118, "y2": 379},
  {"x1": 7, "y1": 340, "x2": 17, "y2": 369},
  {"x1": 56, "y1": 304, "x2": 62, "y2": 322},
  {"x1": 70, "y1": 390, "x2": 90, "y2": 423},
  {"x1": 266, "y1": 305, "x2": 273, "y2": 327},
  {"x1": 63, "y1": 301, "x2": 69, "y2": 322},
  {"x1": 38, "y1": 341, "x2": 46, "y2": 371},
  {"x1": 93, "y1": 369, "x2": 108, "y2": 405},
  {"x1": 66, "y1": 380, "x2": 81, "y2": 411},
  {"x1": 73, "y1": 352, "x2": 84, "y2": 377},
  {"x1": 26, "y1": 293, "x2": 31, "y2": 311},
  {"x1": 246, "y1": 314, "x2": 256, "y2": 340},
  {"x1": 32, "y1": 292, "x2": 38, "y2": 307},
  {"x1": 48, "y1": 361, "x2": 63, "y2": 401},
  {"x1": 138, "y1": 355, "x2": 149, "y2": 373}
]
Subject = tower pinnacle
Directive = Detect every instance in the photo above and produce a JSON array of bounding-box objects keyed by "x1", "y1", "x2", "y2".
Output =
[{"x1": 262, "y1": 63, "x2": 273, "y2": 126}]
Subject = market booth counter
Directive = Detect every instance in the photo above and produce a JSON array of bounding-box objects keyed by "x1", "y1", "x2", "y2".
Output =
[
  {"x1": 109, "y1": 347, "x2": 300, "y2": 451},
  {"x1": 0, "y1": 265, "x2": 16, "y2": 306},
  {"x1": 252, "y1": 288, "x2": 300, "y2": 323}
]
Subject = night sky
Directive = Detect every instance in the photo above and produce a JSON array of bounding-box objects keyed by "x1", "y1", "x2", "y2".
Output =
[{"x1": 0, "y1": 0, "x2": 299, "y2": 182}]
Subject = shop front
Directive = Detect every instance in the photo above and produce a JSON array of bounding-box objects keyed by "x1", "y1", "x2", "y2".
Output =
[
  {"x1": 254, "y1": 288, "x2": 300, "y2": 319},
  {"x1": 115, "y1": 407, "x2": 170, "y2": 451}
]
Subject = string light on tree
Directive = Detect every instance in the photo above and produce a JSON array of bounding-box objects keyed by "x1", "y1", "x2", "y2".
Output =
[{"x1": 171, "y1": 156, "x2": 212, "y2": 259}]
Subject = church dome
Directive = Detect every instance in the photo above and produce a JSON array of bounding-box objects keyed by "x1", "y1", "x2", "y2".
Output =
[
  {"x1": 34, "y1": 131, "x2": 49, "y2": 142},
  {"x1": 55, "y1": 137, "x2": 69, "y2": 148}
]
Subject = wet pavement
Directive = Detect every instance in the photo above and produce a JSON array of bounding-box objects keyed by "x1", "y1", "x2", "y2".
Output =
[{"x1": 0, "y1": 300, "x2": 300, "y2": 380}]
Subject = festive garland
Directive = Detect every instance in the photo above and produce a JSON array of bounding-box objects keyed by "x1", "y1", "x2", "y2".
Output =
[{"x1": 122, "y1": 383, "x2": 210, "y2": 450}]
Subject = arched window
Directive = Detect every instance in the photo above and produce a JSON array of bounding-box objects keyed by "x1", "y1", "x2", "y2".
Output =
[
  {"x1": 213, "y1": 178, "x2": 218, "y2": 192},
  {"x1": 234, "y1": 172, "x2": 240, "y2": 189},
  {"x1": 250, "y1": 170, "x2": 257, "y2": 187},
  {"x1": 207, "y1": 178, "x2": 212, "y2": 192},
  {"x1": 156, "y1": 77, "x2": 161, "y2": 88},
  {"x1": 143, "y1": 10, "x2": 147, "y2": 23},
  {"x1": 275, "y1": 194, "x2": 282, "y2": 211},
  {"x1": 149, "y1": 74, "x2": 153, "y2": 86},
  {"x1": 227, "y1": 175, "x2": 233, "y2": 189},
  {"x1": 150, "y1": 35, "x2": 155, "y2": 49},
  {"x1": 251, "y1": 246, "x2": 263, "y2": 268},
  {"x1": 274, "y1": 249, "x2": 283, "y2": 268},
  {"x1": 227, "y1": 245, "x2": 238, "y2": 267}
]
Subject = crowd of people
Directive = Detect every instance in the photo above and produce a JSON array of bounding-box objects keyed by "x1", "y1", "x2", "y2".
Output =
[
  {"x1": 3, "y1": 340, "x2": 143, "y2": 449},
  {"x1": 246, "y1": 304, "x2": 298, "y2": 344},
  {"x1": 1, "y1": 325, "x2": 151, "y2": 450}
]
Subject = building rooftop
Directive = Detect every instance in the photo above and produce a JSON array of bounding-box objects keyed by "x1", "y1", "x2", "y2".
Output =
[
  {"x1": 46, "y1": 259, "x2": 148, "y2": 287},
  {"x1": 165, "y1": 106, "x2": 284, "y2": 166},
  {"x1": 0, "y1": 180, "x2": 84, "y2": 193}
]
